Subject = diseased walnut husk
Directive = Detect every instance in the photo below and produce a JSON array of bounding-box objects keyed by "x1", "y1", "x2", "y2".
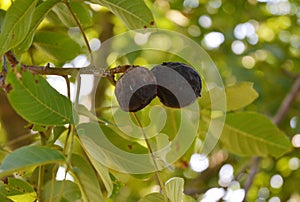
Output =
[
  {"x1": 151, "y1": 62, "x2": 202, "y2": 108},
  {"x1": 115, "y1": 66, "x2": 157, "y2": 112}
]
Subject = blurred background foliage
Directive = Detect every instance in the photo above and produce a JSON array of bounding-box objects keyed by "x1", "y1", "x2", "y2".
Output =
[{"x1": 0, "y1": 0, "x2": 300, "y2": 201}]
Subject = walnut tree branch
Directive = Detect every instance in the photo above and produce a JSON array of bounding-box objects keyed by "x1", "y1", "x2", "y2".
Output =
[
  {"x1": 273, "y1": 76, "x2": 300, "y2": 124},
  {"x1": 243, "y1": 75, "x2": 300, "y2": 200},
  {"x1": 21, "y1": 64, "x2": 106, "y2": 77}
]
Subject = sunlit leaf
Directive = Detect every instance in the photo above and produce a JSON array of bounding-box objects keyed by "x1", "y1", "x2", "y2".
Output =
[
  {"x1": 165, "y1": 177, "x2": 184, "y2": 202},
  {"x1": 71, "y1": 154, "x2": 104, "y2": 201},
  {"x1": 33, "y1": 31, "x2": 81, "y2": 62},
  {"x1": 0, "y1": 195, "x2": 12, "y2": 202},
  {"x1": 76, "y1": 122, "x2": 154, "y2": 174},
  {"x1": 0, "y1": 145, "x2": 65, "y2": 177},
  {"x1": 0, "y1": 9, "x2": 6, "y2": 32},
  {"x1": 0, "y1": 178, "x2": 36, "y2": 202},
  {"x1": 86, "y1": 154, "x2": 113, "y2": 197},
  {"x1": 77, "y1": 104, "x2": 114, "y2": 125},
  {"x1": 0, "y1": 0, "x2": 38, "y2": 55},
  {"x1": 91, "y1": 0, "x2": 155, "y2": 29},
  {"x1": 183, "y1": 194, "x2": 197, "y2": 202},
  {"x1": 138, "y1": 193, "x2": 165, "y2": 202},
  {"x1": 220, "y1": 112, "x2": 292, "y2": 157},
  {"x1": 52, "y1": 2, "x2": 93, "y2": 28},
  {"x1": 43, "y1": 180, "x2": 81, "y2": 201},
  {"x1": 225, "y1": 82, "x2": 259, "y2": 111},
  {"x1": 199, "y1": 82, "x2": 258, "y2": 111},
  {"x1": 6, "y1": 71, "x2": 74, "y2": 125},
  {"x1": 14, "y1": 0, "x2": 61, "y2": 54}
]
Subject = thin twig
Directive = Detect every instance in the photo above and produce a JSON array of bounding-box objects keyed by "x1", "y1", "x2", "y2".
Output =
[
  {"x1": 21, "y1": 64, "x2": 105, "y2": 76},
  {"x1": 5, "y1": 50, "x2": 18, "y2": 68},
  {"x1": 243, "y1": 76, "x2": 300, "y2": 200},
  {"x1": 63, "y1": 1, "x2": 94, "y2": 64},
  {"x1": 273, "y1": 76, "x2": 300, "y2": 124},
  {"x1": 243, "y1": 157, "x2": 260, "y2": 199},
  {"x1": 59, "y1": 125, "x2": 75, "y2": 200},
  {"x1": 63, "y1": 76, "x2": 71, "y2": 99},
  {"x1": 132, "y1": 113, "x2": 169, "y2": 202},
  {"x1": 37, "y1": 165, "x2": 45, "y2": 202}
]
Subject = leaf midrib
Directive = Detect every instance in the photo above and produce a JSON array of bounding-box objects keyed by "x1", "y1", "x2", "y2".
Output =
[
  {"x1": 224, "y1": 122, "x2": 288, "y2": 150},
  {"x1": 0, "y1": 0, "x2": 37, "y2": 53},
  {"x1": 18, "y1": 77, "x2": 70, "y2": 123},
  {"x1": 98, "y1": 0, "x2": 150, "y2": 26}
]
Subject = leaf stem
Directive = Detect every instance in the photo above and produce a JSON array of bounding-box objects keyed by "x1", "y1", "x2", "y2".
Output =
[
  {"x1": 132, "y1": 112, "x2": 169, "y2": 202},
  {"x1": 58, "y1": 124, "x2": 75, "y2": 200},
  {"x1": 63, "y1": 1, "x2": 94, "y2": 65},
  {"x1": 63, "y1": 75, "x2": 71, "y2": 99},
  {"x1": 37, "y1": 165, "x2": 45, "y2": 201}
]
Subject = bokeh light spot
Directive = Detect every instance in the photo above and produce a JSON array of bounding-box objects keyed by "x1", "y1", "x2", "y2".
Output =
[
  {"x1": 89, "y1": 38, "x2": 101, "y2": 51},
  {"x1": 289, "y1": 157, "x2": 300, "y2": 170},
  {"x1": 290, "y1": 116, "x2": 297, "y2": 128},
  {"x1": 203, "y1": 32, "x2": 225, "y2": 49},
  {"x1": 234, "y1": 22, "x2": 256, "y2": 40},
  {"x1": 269, "y1": 196, "x2": 281, "y2": 202},
  {"x1": 183, "y1": 0, "x2": 199, "y2": 8},
  {"x1": 188, "y1": 25, "x2": 201, "y2": 37},
  {"x1": 166, "y1": 10, "x2": 189, "y2": 26},
  {"x1": 134, "y1": 32, "x2": 150, "y2": 45},
  {"x1": 223, "y1": 187, "x2": 245, "y2": 202},
  {"x1": 242, "y1": 56, "x2": 256, "y2": 69},
  {"x1": 258, "y1": 187, "x2": 269, "y2": 199},
  {"x1": 219, "y1": 164, "x2": 234, "y2": 187},
  {"x1": 292, "y1": 134, "x2": 300, "y2": 147},
  {"x1": 231, "y1": 40, "x2": 246, "y2": 55},
  {"x1": 190, "y1": 153, "x2": 209, "y2": 172},
  {"x1": 198, "y1": 15, "x2": 212, "y2": 28},
  {"x1": 270, "y1": 174, "x2": 283, "y2": 189},
  {"x1": 201, "y1": 187, "x2": 225, "y2": 202}
]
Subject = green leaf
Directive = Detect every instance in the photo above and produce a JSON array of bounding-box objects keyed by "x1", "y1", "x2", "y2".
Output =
[
  {"x1": 33, "y1": 31, "x2": 81, "y2": 62},
  {"x1": 0, "y1": 0, "x2": 38, "y2": 55},
  {"x1": 77, "y1": 104, "x2": 114, "y2": 125},
  {"x1": 86, "y1": 154, "x2": 113, "y2": 197},
  {"x1": 199, "y1": 82, "x2": 258, "y2": 111},
  {"x1": 0, "y1": 9, "x2": 6, "y2": 32},
  {"x1": 165, "y1": 177, "x2": 184, "y2": 202},
  {"x1": 76, "y1": 122, "x2": 154, "y2": 174},
  {"x1": 43, "y1": 180, "x2": 81, "y2": 202},
  {"x1": 6, "y1": 71, "x2": 74, "y2": 125},
  {"x1": 220, "y1": 112, "x2": 292, "y2": 157},
  {"x1": 0, "y1": 194, "x2": 12, "y2": 202},
  {"x1": 91, "y1": 0, "x2": 155, "y2": 29},
  {"x1": 71, "y1": 154, "x2": 104, "y2": 201},
  {"x1": 0, "y1": 145, "x2": 65, "y2": 177},
  {"x1": 52, "y1": 2, "x2": 93, "y2": 28},
  {"x1": 138, "y1": 193, "x2": 165, "y2": 202},
  {"x1": 225, "y1": 82, "x2": 259, "y2": 111},
  {"x1": 15, "y1": 0, "x2": 61, "y2": 54},
  {"x1": 0, "y1": 178, "x2": 36, "y2": 202}
]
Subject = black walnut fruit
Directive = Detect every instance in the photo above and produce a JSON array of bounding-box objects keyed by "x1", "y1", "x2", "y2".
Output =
[
  {"x1": 151, "y1": 62, "x2": 202, "y2": 108},
  {"x1": 114, "y1": 66, "x2": 157, "y2": 112}
]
